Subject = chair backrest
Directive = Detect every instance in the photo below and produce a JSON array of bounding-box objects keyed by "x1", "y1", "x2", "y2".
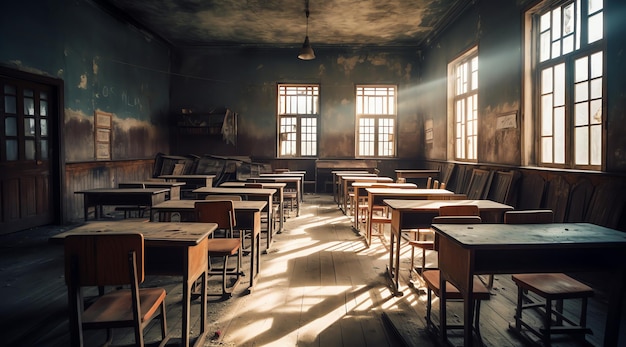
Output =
[
  {"x1": 438, "y1": 204, "x2": 480, "y2": 216},
  {"x1": 504, "y1": 210, "x2": 554, "y2": 224},
  {"x1": 426, "y1": 177, "x2": 433, "y2": 189},
  {"x1": 195, "y1": 200, "x2": 236, "y2": 229},
  {"x1": 204, "y1": 195, "x2": 242, "y2": 201},
  {"x1": 64, "y1": 233, "x2": 144, "y2": 287},
  {"x1": 432, "y1": 215, "x2": 482, "y2": 224}
]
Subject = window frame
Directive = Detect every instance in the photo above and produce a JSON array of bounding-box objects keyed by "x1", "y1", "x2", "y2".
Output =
[
  {"x1": 526, "y1": 0, "x2": 605, "y2": 170},
  {"x1": 276, "y1": 84, "x2": 319, "y2": 158},
  {"x1": 355, "y1": 84, "x2": 397, "y2": 158},
  {"x1": 448, "y1": 47, "x2": 479, "y2": 162}
]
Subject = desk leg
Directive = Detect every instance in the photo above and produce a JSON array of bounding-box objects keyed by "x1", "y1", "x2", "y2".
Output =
[
  {"x1": 266, "y1": 197, "x2": 273, "y2": 251},
  {"x1": 247, "y1": 212, "x2": 261, "y2": 293}
]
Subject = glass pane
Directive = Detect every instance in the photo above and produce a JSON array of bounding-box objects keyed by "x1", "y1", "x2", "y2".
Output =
[
  {"x1": 542, "y1": 137, "x2": 553, "y2": 163},
  {"x1": 591, "y1": 51, "x2": 603, "y2": 78},
  {"x1": 541, "y1": 95, "x2": 553, "y2": 136},
  {"x1": 540, "y1": 12, "x2": 551, "y2": 32},
  {"x1": 589, "y1": 0, "x2": 603, "y2": 13},
  {"x1": 554, "y1": 63, "x2": 565, "y2": 105},
  {"x1": 575, "y1": 56, "x2": 588, "y2": 83},
  {"x1": 590, "y1": 78, "x2": 602, "y2": 99},
  {"x1": 575, "y1": 102, "x2": 589, "y2": 126},
  {"x1": 4, "y1": 95, "x2": 16, "y2": 114},
  {"x1": 5, "y1": 117, "x2": 17, "y2": 136},
  {"x1": 590, "y1": 99, "x2": 602, "y2": 124},
  {"x1": 588, "y1": 13, "x2": 603, "y2": 43},
  {"x1": 554, "y1": 106, "x2": 565, "y2": 164},
  {"x1": 40, "y1": 91, "x2": 47, "y2": 100},
  {"x1": 25, "y1": 118, "x2": 36, "y2": 136},
  {"x1": 562, "y1": 35, "x2": 574, "y2": 54},
  {"x1": 575, "y1": 82, "x2": 589, "y2": 102},
  {"x1": 6, "y1": 139, "x2": 18, "y2": 161},
  {"x1": 552, "y1": 8, "x2": 561, "y2": 41},
  {"x1": 25, "y1": 140, "x2": 35, "y2": 160},
  {"x1": 590, "y1": 124, "x2": 601, "y2": 165},
  {"x1": 41, "y1": 139, "x2": 48, "y2": 160},
  {"x1": 23, "y1": 89, "x2": 33, "y2": 97},
  {"x1": 40, "y1": 119, "x2": 48, "y2": 136},
  {"x1": 551, "y1": 41, "x2": 561, "y2": 59},
  {"x1": 40, "y1": 100, "x2": 48, "y2": 116},
  {"x1": 542, "y1": 68, "x2": 553, "y2": 94},
  {"x1": 23, "y1": 97, "x2": 35, "y2": 115},
  {"x1": 575, "y1": 127, "x2": 589, "y2": 165}
]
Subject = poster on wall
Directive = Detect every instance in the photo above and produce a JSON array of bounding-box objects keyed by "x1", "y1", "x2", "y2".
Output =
[
  {"x1": 95, "y1": 110, "x2": 112, "y2": 160},
  {"x1": 425, "y1": 119, "x2": 433, "y2": 143}
]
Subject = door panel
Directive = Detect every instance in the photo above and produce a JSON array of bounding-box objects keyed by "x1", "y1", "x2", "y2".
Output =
[{"x1": 0, "y1": 75, "x2": 55, "y2": 234}]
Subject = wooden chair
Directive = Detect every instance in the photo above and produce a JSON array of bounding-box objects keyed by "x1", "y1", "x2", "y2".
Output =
[
  {"x1": 245, "y1": 182, "x2": 282, "y2": 229},
  {"x1": 64, "y1": 233, "x2": 170, "y2": 347},
  {"x1": 195, "y1": 200, "x2": 243, "y2": 297},
  {"x1": 115, "y1": 183, "x2": 149, "y2": 218},
  {"x1": 408, "y1": 205, "x2": 480, "y2": 284},
  {"x1": 420, "y1": 215, "x2": 489, "y2": 345},
  {"x1": 506, "y1": 210, "x2": 594, "y2": 346}
]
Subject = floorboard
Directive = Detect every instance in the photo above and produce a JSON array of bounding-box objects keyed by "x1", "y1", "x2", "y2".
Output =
[{"x1": 1, "y1": 193, "x2": 626, "y2": 347}]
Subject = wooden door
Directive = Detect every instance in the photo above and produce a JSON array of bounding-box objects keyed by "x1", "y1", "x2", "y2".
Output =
[{"x1": 0, "y1": 72, "x2": 58, "y2": 234}]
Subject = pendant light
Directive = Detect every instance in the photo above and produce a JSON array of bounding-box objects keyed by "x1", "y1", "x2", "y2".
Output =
[{"x1": 298, "y1": 0, "x2": 315, "y2": 60}]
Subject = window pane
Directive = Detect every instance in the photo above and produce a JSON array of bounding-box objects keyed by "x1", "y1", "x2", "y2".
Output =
[
  {"x1": 575, "y1": 102, "x2": 589, "y2": 126},
  {"x1": 6, "y1": 139, "x2": 18, "y2": 161},
  {"x1": 575, "y1": 56, "x2": 588, "y2": 83},
  {"x1": 589, "y1": 0, "x2": 603, "y2": 13},
  {"x1": 540, "y1": 32, "x2": 551, "y2": 62},
  {"x1": 590, "y1": 51, "x2": 603, "y2": 78},
  {"x1": 542, "y1": 137, "x2": 553, "y2": 163},
  {"x1": 554, "y1": 106, "x2": 566, "y2": 163},
  {"x1": 541, "y1": 95, "x2": 553, "y2": 136},
  {"x1": 5, "y1": 117, "x2": 17, "y2": 136},
  {"x1": 588, "y1": 13, "x2": 603, "y2": 43},
  {"x1": 41, "y1": 119, "x2": 48, "y2": 136},
  {"x1": 554, "y1": 63, "x2": 565, "y2": 105},
  {"x1": 575, "y1": 127, "x2": 589, "y2": 165},
  {"x1": 542, "y1": 68, "x2": 553, "y2": 93},
  {"x1": 24, "y1": 96, "x2": 35, "y2": 116},
  {"x1": 4, "y1": 95, "x2": 16, "y2": 114},
  {"x1": 590, "y1": 124, "x2": 601, "y2": 165},
  {"x1": 41, "y1": 139, "x2": 48, "y2": 160},
  {"x1": 590, "y1": 78, "x2": 602, "y2": 99},
  {"x1": 590, "y1": 99, "x2": 602, "y2": 124},
  {"x1": 40, "y1": 100, "x2": 48, "y2": 117},
  {"x1": 25, "y1": 140, "x2": 35, "y2": 160},
  {"x1": 25, "y1": 118, "x2": 36, "y2": 136},
  {"x1": 575, "y1": 81, "x2": 588, "y2": 103}
]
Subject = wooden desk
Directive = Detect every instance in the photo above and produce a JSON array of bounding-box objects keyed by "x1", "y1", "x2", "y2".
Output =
[
  {"x1": 159, "y1": 175, "x2": 215, "y2": 196},
  {"x1": 383, "y1": 199, "x2": 513, "y2": 296},
  {"x1": 249, "y1": 176, "x2": 301, "y2": 216},
  {"x1": 220, "y1": 181, "x2": 286, "y2": 233},
  {"x1": 432, "y1": 223, "x2": 626, "y2": 347},
  {"x1": 350, "y1": 182, "x2": 417, "y2": 232},
  {"x1": 340, "y1": 176, "x2": 393, "y2": 215},
  {"x1": 193, "y1": 187, "x2": 276, "y2": 250},
  {"x1": 259, "y1": 173, "x2": 305, "y2": 202},
  {"x1": 395, "y1": 169, "x2": 440, "y2": 186},
  {"x1": 74, "y1": 188, "x2": 169, "y2": 221},
  {"x1": 119, "y1": 181, "x2": 186, "y2": 200},
  {"x1": 333, "y1": 172, "x2": 377, "y2": 205},
  {"x1": 363, "y1": 188, "x2": 454, "y2": 246},
  {"x1": 152, "y1": 200, "x2": 265, "y2": 292},
  {"x1": 50, "y1": 220, "x2": 217, "y2": 347}
]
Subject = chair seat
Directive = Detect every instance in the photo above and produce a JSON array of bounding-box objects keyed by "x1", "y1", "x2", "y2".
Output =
[
  {"x1": 423, "y1": 270, "x2": 491, "y2": 301},
  {"x1": 207, "y1": 238, "x2": 241, "y2": 256},
  {"x1": 82, "y1": 288, "x2": 166, "y2": 326},
  {"x1": 511, "y1": 273, "x2": 594, "y2": 299},
  {"x1": 408, "y1": 239, "x2": 435, "y2": 250}
]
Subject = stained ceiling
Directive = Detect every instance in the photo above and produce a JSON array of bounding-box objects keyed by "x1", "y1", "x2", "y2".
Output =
[{"x1": 99, "y1": 0, "x2": 468, "y2": 48}]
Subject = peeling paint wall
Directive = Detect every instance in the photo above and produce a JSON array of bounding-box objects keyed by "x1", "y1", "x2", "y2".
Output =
[
  {"x1": 417, "y1": 0, "x2": 626, "y2": 172},
  {"x1": 1, "y1": 0, "x2": 172, "y2": 163},
  {"x1": 170, "y1": 46, "x2": 421, "y2": 160}
]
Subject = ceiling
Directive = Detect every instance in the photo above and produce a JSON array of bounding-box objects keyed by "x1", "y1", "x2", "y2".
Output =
[{"x1": 100, "y1": 0, "x2": 468, "y2": 48}]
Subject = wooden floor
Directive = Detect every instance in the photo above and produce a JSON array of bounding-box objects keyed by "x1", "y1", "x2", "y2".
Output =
[{"x1": 1, "y1": 193, "x2": 625, "y2": 347}]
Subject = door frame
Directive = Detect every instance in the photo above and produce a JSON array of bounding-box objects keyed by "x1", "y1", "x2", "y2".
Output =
[{"x1": 0, "y1": 66, "x2": 65, "y2": 228}]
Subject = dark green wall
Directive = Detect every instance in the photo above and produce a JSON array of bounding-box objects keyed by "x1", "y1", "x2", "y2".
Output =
[
  {"x1": 1, "y1": 0, "x2": 172, "y2": 162},
  {"x1": 170, "y1": 46, "x2": 422, "y2": 160}
]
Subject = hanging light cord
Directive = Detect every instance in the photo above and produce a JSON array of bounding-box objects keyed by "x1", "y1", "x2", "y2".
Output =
[{"x1": 304, "y1": 0, "x2": 310, "y2": 36}]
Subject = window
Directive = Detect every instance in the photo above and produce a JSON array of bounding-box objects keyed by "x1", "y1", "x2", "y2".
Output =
[
  {"x1": 356, "y1": 85, "x2": 396, "y2": 157},
  {"x1": 530, "y1": 0, "x2": 604, "y2": 169},
  {"x1": 277, "y1": 84, "x2": 319, "y2": 157},
  {"x1": 450, "y1": 49, "x2": 478, "y2": 161}
]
